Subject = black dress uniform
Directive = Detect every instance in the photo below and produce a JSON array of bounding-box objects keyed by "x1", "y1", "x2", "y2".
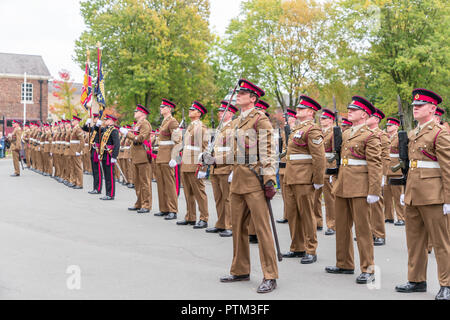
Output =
[
  {"x1": 83, "y1": 113, "x2": 103, "y2": 194},
  {"x1": 96, "y1": 115, "x2": 120, "y2": 200}
]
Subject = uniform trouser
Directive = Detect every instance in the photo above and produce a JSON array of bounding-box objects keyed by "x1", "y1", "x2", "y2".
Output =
[
  {"x1": 405, "y1": 204, "x2": 450, "y2": 286},
  {"x1": 102, "y1": 156, "x2": 116, "y2": 198},
  {"x1": 248, "y1": 218, "x2": 256, "y2": 235},
  {"x1": 155, "y1": 163, "x2": 178, "y2": 213},
  {"x1": 45, "y1": 152, "x2": 53, "y2": 175},
  {"x1": 230, "y1": 191, "x2": 279, "y2": 280},
  {"x1": 313, "y1": 188, "x2": 323, "y2": 228},
  {"x1": 54, "y1": 154, "x2": 59, "y2": 177},
  {"x1": 181, "y1": 171, "x2": 209, "y2": 222},
  {"x1": 323, "y1": 176, "x2": 336, "y2": 230},
  {"x1": 92, "y1": 150, "x2": 103, "y2": 193},
  {"x1": 384, "y1": 183, "x2": 405, "y2": 221},
  {"x1": 12, "y1": 150, "x2": 20, "y2": 175},
  {"x1": 370, "y1": 195, "x2": 386, "y2": 239},
  {"x1": 31, "y1": 149, "x2": 36, "y2": 169},
  {"x1": 118, "y1": 159, "x2": 127, "y2": 182},
  {"x1": 152, "y1": 161, "x2": 157, "y2": 180},
  {"x1": 83, "y1": 152, "x2": 91, "y2": 173},
  {"x1": 36, "y1": 150, "x2": 42, "y2": 171},
  {"x1": 133, "y1": 161, "x2": 152, "y2": 209},
  {"x1": 285, "y1": 184, "x2": 316, "y2": 254},
  {"x1": 335, "y1": 196, "x2": 374, "y2": 273},
  {"x1": 279, "y1": 174, "x2": 288, "y2": 220},
  {"x1": 26, "y1": 147, "x2": 31, "y2": 167},
  {"x1": 127, "y1": 159, "x2": 134, "y2": 184},
  {"x1": 211, "y1": 174, "x2": 232, "y2": 230},
  {"x1": 71, "y1": 155, "x2": 83, "y2": 187}
]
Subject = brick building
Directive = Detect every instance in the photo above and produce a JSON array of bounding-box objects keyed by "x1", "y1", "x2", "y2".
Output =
[{"x1": 0, "y1": 53, "x2": 51, "y2": 134}]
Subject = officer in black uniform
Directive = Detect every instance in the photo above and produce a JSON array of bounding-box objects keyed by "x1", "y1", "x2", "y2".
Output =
[
  {"x1": 95, "y1": 114, "x2": 120, "y2": 200},
  {"x1": 83, "y1": 113, "x2": 104, "y2": 195}
]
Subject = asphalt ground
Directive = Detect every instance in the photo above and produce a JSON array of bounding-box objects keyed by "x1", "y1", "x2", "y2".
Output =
[{"x1": 0, "y1": 158, "x2": 441, "y2": 300}]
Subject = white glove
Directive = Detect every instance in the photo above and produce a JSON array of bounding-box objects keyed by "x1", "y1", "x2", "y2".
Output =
[
  {"x1": 119, "y1": 127, "x2": 129, "y2": 135},
  {"x1": 197, "y1": 171, "x2": 207, "y2": 179},
  {"x1": 75, "y1": 152, "x2": 81, "y2": 156},
  {"x1": 169, "y1": 159, "x2": 177, "y2": 168},
  {"x1": 50, "y1": 152, "x2": 53, "y2": 156},
  {"x1": 111, "y1": 158, "x2": 117, "y2": 164},
  {"x1": 198, "y1": 152, "x2": 204, "y2": 163},
  {"x1": 329, "y1": 176, "x2": 333, "y2": 184},
  {"x1": 381, "y1": 175, "x2": 386, "y2": 187},
  {"x1": 96, "y1": 120, "x2": 102, "y2": 127},
  {"x1": 86, "y1": 118, "x2": 92, "y2": 125},
  {"x1": 443, "y1": 204, "x2": 450, "y2": 215},
  {"x1": 367, "y1": 195, "x2": 380, "y2": 204},
  {"x1": 228, "y1": 171, "x2": 233, "y2": 183},
  {"x1": 294, "y1": 132, "x2": 302, "y2": 139},
  {"x1": 400, "y1": 194, "x2": 405, "y2": 206},
  {"x1": 314, "y1": 184, "x2": 324, "y2": 190}
]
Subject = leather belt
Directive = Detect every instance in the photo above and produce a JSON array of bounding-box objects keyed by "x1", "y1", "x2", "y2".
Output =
[
  {"x1": 409, "y1": 160, "x2": 440, "y2": 169},
  {"x1": 159, "y1": 141, "x2": 175, "y2": 145},
  {"x1": 289, "y1": 154, "x2": 312, "y2": 161},
  {"x1": 390, "y1": 153, "x2": 399, "y2": 158},
  {"x1": 341, "y1": 159, "x2": 367, "y2": 166},
  {"x1": 186, "y1": 145, "x2": 200, "y2": 151}
]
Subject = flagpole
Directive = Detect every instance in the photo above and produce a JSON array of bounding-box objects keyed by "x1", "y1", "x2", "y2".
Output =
[{"x1": 96, "y1": 42, "x2": 105, "y2": 120}]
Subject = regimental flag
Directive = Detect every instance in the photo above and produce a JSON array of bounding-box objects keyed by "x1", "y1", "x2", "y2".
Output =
[
  {"x1": 94, "y1": 46, "x2": 106, "y2": 110},
  {"x1": 80, "y1": 60, "x2": 92, "y2": 110}
]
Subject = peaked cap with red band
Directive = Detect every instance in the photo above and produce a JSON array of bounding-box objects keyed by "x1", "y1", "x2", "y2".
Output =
[
  {"x1": 348, "y1": 96, "x2": 375, "y2": 115},
  {"x1": 297, "y1": 95, "x2": 322, "y2": 112},
  {"x1": 255, "y1": 100, "x2": 270, "y2": 111},
  {"x1": 372, "y1": 108, "x2": 385, "y2": 120},
  {"x1": 287, "y1": 108, "x2": 296, "y2": 118},
  {"x1": 161, "y1": 99, "x2": 176, "y2": 109},
  {"x1": 218, "y1": 100, "x2": 238, "y2": 114},
  {"x1": 190, "y1": 101, "x2": 207, "y2": 116},
  {"x1": 412, "y1": 88, "x2": 442, "y2": 106},
  {"x1": 93, "y1": 113, "x2": 99, "y2": 118},
  {"x1": 386, "y1": 117, "x2": 400, "y2": 126},
  {"x1": 238, "y1": 79, "x2": 265, "y2": 98},
  {"x1": 136, "y1": 104, "x2": 150, "y2": 115},
  {"x1": 341, "y1": 118, "x2": 352, "y2": 126},
  {"x1": 12, "y1": 120, "x2": 22, "y2": 125},
  {"x1": 321, "y1": 108, "x2": 335, "y2": 120},
  {"x1": 105, "y1": 114, "x2": 118, "y2": 122},
  {"x1": 72, "y1": 115, "x2": 81, "y2": 121},
  {"x1": 126, "y1": 125, "x2": 132, "y2": 129},
  {"x1": 435, "y1": 107, "x2": 445, "y2": 117}
]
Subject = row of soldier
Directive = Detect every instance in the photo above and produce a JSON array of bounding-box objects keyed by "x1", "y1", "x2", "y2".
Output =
[{"x1": 7, "y1": 79, "x2": 449, "y2": 299}]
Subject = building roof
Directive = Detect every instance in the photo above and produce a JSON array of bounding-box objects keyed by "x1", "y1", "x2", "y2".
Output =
[{"x1": 0, "y1": 52, "x2": 51, "y2": 79}]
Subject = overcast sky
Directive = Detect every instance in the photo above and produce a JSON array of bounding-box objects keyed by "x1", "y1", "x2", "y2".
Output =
[{"x1": 0, "y1": 0, "x2": 242, "y2": 83}]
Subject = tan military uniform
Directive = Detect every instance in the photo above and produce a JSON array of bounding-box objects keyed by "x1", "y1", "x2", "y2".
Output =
[
  {"x1": 285, "y1": 120, "x2": 326, "y2": 255},
  {"x1": 384, "y1": 133, "x2": 405, "y2": 221},
  {"x1": 83, "y1": 132, "x2": 91, "y2": 173},
  {"x1": 229, "y1": 108, "x2": 278, "y2": 280},
  {"x1": 278, "y1": 129, "x2": 288, "y2": 221},
  {"x1": 179, "y1": 119, "x2": 209, "y2": 222},
  {"x1": 126, "y1": 119, "x2": 153, "y2": 210},
  {"x1": 210, "y1": 119, "x2": 235, "y2": 231},
  {"x1": 23, "y1": 128, "x2": 31, "y2": 168},
  {"x1": 369, "y1": 127, "x2": 390, "y2": 239},
  {"x1": 43, "y1": 129, "x2": 53, "y2": 175},
  {"x1": 313, "y1": 126, "x2": 336, "y2": 230},
  {"x1": 404, "y1": 121, "x2": 450, "y2": 286},
  {"x1": 69, "y1": 124, "x2": 85, "y2": 187},
  {"x1": 155, "y1": 115, "x2": 180, "y2": 214},
  {"x1": 10, "y1": 126, "x2": 23, "y2": 175},
  {"x1": 332, "y1": 124, "x2": 382, "y2": 273},
  {"x1": 63, "y1": 128, "x2": 72, "y2": 182}
]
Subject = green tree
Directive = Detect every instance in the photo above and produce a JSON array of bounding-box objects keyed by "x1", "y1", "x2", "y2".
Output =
[
  {"x1": 49, "y1": 70, "x2": 85, "y2": 120},
  {"x1": 216, "y1": 0, "x2": 327, "y2": 111},
  {"x1": 74, "y1": 0, "x2": 216, "y2": 126},
  {"x1": 326, "y1": 0, "x2": 450, "y2": 128}
]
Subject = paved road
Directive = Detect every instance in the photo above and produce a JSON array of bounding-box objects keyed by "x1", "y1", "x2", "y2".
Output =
[{"x1": 0, "y1": 159, "x2": 441, "y2": 299}]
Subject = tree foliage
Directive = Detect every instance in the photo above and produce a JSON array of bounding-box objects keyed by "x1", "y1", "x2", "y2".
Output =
[
  {"x1": 74, "y1": 0, "x2": 216, "y2": 126},
  {"x1": 49, "y1": 70, "x2": 86, "y2": 120}
]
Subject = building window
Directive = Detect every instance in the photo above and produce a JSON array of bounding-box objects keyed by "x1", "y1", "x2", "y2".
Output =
[{"x1": 21, "y1": 83, "x2": 33, "y2": 103}]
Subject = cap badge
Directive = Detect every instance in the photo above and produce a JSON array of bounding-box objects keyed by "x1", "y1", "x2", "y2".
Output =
[{"x1": 415, "y1": 94, "x2": 420, "y2": 100}]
